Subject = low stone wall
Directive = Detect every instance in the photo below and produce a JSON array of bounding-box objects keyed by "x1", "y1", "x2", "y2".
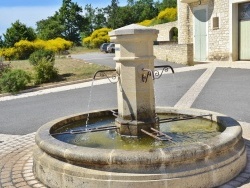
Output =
[
  {"x1": 154, "y1": 42, "x2": 194, "y2": 65},
  {"x1": 150, "y1": 21, "x2": 178, "y2": 41}
]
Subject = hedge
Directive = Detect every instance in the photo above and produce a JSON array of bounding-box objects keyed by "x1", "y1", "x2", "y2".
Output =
[{"x1": 0, "y1": 38, "x2": 73, "y2": 60}]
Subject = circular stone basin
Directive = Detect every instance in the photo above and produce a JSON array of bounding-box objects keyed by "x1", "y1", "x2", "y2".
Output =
[
  {"x1": 52, "y1": 113, "x2": 222, "y2": 150},
  {"x1": 33, "y1": 107, "x2": 247, "y2": 188}
]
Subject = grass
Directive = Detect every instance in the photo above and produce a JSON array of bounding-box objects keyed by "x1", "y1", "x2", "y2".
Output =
[
  {"x1": 54, "y1": 58, "x2": 110, "y2": 82},
  {"x1": 0, "y1": 47, "x2": 109, "y2": 93},
  {"x1": 68, "y1": 46, "x2": 99, "y2": 54},
  {"x1": 1, "y1": 47, "x2": 110, "y2": 93},
  {"x1": 10, "y1": 57, "x2": 110, "y2": 84}
]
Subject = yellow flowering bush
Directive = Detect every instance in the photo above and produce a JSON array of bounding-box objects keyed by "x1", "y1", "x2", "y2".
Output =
[
  {"x1": 157, "y1": 8, "x2": 177, "y2": 22},
  {"x1": 139, "y1": 19, "x2": 154, "y2": 26},
  {"x1": 14, "y1": 40, "x2": 35, "y2": 59},
  {"x1": 0, "y1": 47, "x2": 18, "y2": 61},
  {"x1": 83, "y1": 28, "x2": 112, "y2": 48},
  {"x1": 83, "y1": 36, "x2": 91, "y2": 48},
  {"x1": 45, "y1": 38, "x2": 73, "y2": 53},
  {"x1": 33, "y1": 39, "x2": 47, "y2": 49},
  {"x1": 0, "y1": 38, "x2": 73, "y2": 60},
  {"x1": 138, "y1": 8, "x2": 177, "y2": 27}
]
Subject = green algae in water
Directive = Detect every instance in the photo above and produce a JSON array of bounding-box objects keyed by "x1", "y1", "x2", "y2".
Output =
[{"x1": 52, "y1": 115, "x2": 222, "y2": 151}]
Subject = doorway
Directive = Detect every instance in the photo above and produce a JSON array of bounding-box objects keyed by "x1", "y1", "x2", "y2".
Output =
[
  {"x1": 239, "y1": 2, "x2": 250, "y2": 60},
  {"x1": 194, "y1": 8, "x2": 207, "y2": 61}
]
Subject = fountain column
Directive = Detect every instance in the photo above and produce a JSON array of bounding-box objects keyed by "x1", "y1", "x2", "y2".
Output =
[{"x1": 109, "y1": 24, "x2": 159, "y2": 136}]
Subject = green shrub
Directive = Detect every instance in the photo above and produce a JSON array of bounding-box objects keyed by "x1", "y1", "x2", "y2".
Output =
[
  {"x1": 0, "y1": 69, "x2": 30, "y2": 93},
  {"x1": 0, "y1": 61, "x2": 11, "y2": 76},
  {"x1": 29, "y1": 49, "x2": 55, "y2": 66},
  {"x1": 34, "y1": 58, "x2": 58, "y2": 84}
]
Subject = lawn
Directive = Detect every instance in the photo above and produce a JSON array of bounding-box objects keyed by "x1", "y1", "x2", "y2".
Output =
[
  {"x1": 0, "y1": 47, "x2": 111, "y2": 93},
  {"x1": 10, "y1": 57, "x2": 110, "y2": 85},
  {"x1": 5, "y1": 47, "x2": 107, "y2": 86}
]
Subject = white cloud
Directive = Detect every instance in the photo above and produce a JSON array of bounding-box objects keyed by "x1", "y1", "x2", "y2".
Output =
[{"x1": 0, "y1": 6, "x2": 59, "y2": 36}]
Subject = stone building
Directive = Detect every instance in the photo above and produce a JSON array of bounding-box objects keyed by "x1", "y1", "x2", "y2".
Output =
[
  {"x1": 178, "y1": 0, "x2": 250, "y2": 63},
  {"x1": 153, "y1": 0, "x2": 250, "y2": 65}
]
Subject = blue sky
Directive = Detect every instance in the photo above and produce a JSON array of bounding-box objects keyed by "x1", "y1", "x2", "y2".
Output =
[{"x1": 0, "y1": 0, "x2": 127, "y2": 36}]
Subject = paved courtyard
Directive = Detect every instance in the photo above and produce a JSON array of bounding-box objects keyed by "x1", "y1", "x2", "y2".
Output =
[{"x1": 1, "y1": 61, "x2": 250, "y2": 187}]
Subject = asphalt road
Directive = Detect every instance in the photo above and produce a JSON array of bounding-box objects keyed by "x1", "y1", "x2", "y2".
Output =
[
  {"x1": 0, "y1": 53, "x2": 250, "y2": 135},
  {"x1": 72, "y1": 52, "x2": 185, "y2": 68},
  {"x1": 0, "y1": 69, "x2": 205, "y2": 135},
  {"x1": 192, "y1": 68, "x2": 250, "y2": 123}
]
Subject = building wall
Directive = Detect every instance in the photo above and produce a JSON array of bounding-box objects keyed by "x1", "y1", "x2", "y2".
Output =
[
  {"x1": 207, "y1": 0, "x2": 230, "y2": 61},
  {"x1": 178, "y1": 0, "x2": 231, "y2": 61}
]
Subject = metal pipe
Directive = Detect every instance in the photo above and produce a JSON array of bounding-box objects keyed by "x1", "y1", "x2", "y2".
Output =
[
  {"x1": 154, "y1": 65, "x2": 175, "y2": 74},
  {"x1": 93, "y1": 69, "x2": 117, "y2": 80},
  {"x1": 159, "y1": 114, "x2": 212, "y2": 123},
  {"x1": 141, "y1": 65, "x2": 174, "y2": 83},
  {"x1": 51, "y1": 126, "x2": 118, "y2": 136}
]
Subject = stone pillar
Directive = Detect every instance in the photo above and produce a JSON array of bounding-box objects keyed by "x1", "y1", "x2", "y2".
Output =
[{"x1": 109, "y1": 24, "x2": 159, "y2": 137}]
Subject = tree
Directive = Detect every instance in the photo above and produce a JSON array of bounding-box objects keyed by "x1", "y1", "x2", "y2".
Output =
[
  {"x1": 133, "y1": 0, "x2": 159, "y2": 22},
  {"x1": 3, "y1": 20, "x2": 36, "y2": 47},
  {"x1": 36, "y1": 15, "x2": 64, "y2": 40},
  {"x1": 84, "y1": 4, "x2": 96, "y2": 36},
  {"x1": 106, "y1": 0, "x2": 121, "y2": 29},
  {"x1": 0, "y1": 36, "x2": 4, "y2": 48},
  {"x1": 82, "y1": 5, "x2": 107, "y2": 39},
  {"x1": 159, "y1": 0, "x2": 177, "y2": 10},
  {"x1": 115, "y1": 6, "x2": 135, "y2": 27},
  {"x1": 58, "y1": 0, "x2": 87, "y2": 45},
  {"x1": 93, "y1": 8, "x2": 107, "y2": 30},
  {"x1": 127, "y1": 0, "x2": 135, "y2": 6}
]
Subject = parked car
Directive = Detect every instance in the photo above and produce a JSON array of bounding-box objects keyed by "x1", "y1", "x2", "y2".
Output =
[
  {"x1": 107, "y1": 43, "x2": 115, "y2": 53},
  {"x1": 100, "y1": 43, "x2": 110, "y2": 53}
]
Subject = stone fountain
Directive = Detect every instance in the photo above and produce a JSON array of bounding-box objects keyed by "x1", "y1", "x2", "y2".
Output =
[{"x1": 33, "y1": 24, "x2": 246, "y2": 188}]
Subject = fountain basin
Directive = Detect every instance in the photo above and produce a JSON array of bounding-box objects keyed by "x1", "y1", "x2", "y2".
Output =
[{"x1": 33, "y1": 107, "x2": 246, "y2": 188}]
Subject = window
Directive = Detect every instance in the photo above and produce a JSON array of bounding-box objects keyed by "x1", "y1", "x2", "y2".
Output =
[{"x1": 212, "y1": 17, "x2": 219, "y2": 29}]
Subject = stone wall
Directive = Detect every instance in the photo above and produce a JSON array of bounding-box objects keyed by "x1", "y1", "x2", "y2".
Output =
[
  {"x1": 208, "y1": 0, "x2": 230, "y2": 61},
  {"x1": 154, "y1": 42, "x2": 194, "y2": 65},
  {"x1": 150, "y1": 21, "x2": 178, "y2": 41},
  {"x1": 150, "y1": 22, "x2": 194, "y2": 65}
]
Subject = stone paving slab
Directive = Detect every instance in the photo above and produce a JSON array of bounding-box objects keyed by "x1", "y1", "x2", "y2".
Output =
[
  {"x1": 0, "y1": 133, "x2": 45, "y2": 188},
  {"x1": 0, "y1": 134, "x2": 21, "y2": 143}
]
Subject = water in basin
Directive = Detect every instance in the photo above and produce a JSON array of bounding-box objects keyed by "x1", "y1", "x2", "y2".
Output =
[{"x1": 52, "y1": 114, "x2": 223, "y2": 151}]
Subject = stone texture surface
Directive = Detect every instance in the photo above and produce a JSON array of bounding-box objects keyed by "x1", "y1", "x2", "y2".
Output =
[
  {"x1": 110, "y1": 24, "x2": 158, "y2": 136},
  {"x1": 177, "y1": 0, "x2": 232, "y2": 61},
  {"x1": 1, "y1": 62, "x2": 250, "y2": 187},
  {"x1": 0, "y1": 133, "x2": 45, "y2": 188},
  {"x1": 150, "y1": 21, "x2": 178, "y2": 42},
  {"x1": 154, "y1": 43, "x2": 194, "y2": 65}
]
